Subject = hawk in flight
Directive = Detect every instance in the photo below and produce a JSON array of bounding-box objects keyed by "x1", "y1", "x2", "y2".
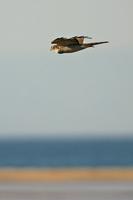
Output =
[{"x1": 50, "y1": 36, "x2": 109, "y2": 54}]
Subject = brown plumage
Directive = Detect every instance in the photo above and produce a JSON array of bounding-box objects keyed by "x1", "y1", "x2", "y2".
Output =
[{"x1": 50, "y1": 36, "x2": 109, "y2": 54}]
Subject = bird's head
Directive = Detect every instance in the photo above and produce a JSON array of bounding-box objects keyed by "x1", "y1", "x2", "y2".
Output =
[{"x1": 50, "y1": 45, "x2": 60, "y2": 53}]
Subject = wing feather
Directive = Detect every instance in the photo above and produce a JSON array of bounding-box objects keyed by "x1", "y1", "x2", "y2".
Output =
[
  {"x1": 51, "y1": 36, "x2": 92, "y2": 46},
  {"x1": 51, "y1": 37, "x2": 79, "y2": 46}
]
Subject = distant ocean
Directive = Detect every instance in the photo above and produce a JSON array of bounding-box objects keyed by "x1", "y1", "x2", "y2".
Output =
[{"x1": 0, "y1": 137, "x2": 133, "y2": 168}]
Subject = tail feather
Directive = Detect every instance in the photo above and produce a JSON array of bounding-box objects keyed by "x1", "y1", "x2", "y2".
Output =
[{"x1": 85, "y1": 41, "x2": 109, "y2": 48}]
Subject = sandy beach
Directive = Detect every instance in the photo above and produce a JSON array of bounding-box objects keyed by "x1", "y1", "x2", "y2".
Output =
[
  {"x1": 0, "y1": 168, "x2": 133, "y2": 200},
  {"x1": 0, "y1": 168, "x2": 133, "y2": 182}
]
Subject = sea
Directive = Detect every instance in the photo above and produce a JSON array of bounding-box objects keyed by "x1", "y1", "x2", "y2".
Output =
[{"x1": 0, "y1": 137, "x2": 133, "y2": 168}]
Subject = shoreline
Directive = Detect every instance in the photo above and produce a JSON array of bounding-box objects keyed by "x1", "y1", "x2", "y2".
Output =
[{"x1": 0, "y1": 168, "x2": 133, "y2": 182}]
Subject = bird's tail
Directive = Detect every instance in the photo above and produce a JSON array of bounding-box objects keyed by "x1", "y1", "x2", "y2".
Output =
[{"x1": 85, "y1": 41, "x2": 109, "y2": 48}]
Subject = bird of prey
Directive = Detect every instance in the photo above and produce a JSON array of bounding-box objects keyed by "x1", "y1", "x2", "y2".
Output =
[{"x1": 50, "y1": 36, "x2": 109, "y2": 54}]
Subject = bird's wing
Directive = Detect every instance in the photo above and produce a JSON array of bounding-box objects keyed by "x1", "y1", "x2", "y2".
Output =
[
  {"x1": 51, "y1": 37, "x2": 79, "y2": 46},
  {"x1": 51, "y1": 36, "x2": 92, "y2": 46},
  {"x1": 72, "y1": 36, "x2": 92, "y2": 45}
]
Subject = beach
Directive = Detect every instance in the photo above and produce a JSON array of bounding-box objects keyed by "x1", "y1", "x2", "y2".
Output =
[
  {"x1": 0, "y1": 140, "x2": 133, "y2": 199},
  {"x1": 0, "y1": 168, "x2": 133, "y2": 182},
  {"x1": 0, "y1": 168, "x2": 133, "y2": 200}
]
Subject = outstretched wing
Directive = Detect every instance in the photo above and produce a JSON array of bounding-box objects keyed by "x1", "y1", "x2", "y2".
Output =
[
  {"x1": 51, "y1": 36, "x2": 92, "y2": 46},
  {"x1": 73, "y1": 36, "x2": 92, "y2": 45},
  {"x1": 51, "y1": 37, "x2": 79, "y2": 46}
]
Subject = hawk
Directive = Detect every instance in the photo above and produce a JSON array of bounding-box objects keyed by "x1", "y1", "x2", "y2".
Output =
[{"x1": 50, "y1": 36, "x2": 109, "y2": 54}]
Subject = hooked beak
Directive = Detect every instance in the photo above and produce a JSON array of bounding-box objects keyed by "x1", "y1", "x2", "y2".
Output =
[{"x1": 50, "y1": 46, "x2": 53, "y2": 51}]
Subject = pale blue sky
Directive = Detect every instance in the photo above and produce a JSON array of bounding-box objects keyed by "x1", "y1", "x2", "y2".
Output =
[{"x1": 0, "y1": 0, "x2": 133, "y2": 137}]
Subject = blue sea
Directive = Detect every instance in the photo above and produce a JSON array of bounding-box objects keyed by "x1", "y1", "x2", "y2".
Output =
[{"x1": 0, "y1": 137, "x2": 133, "y2": 168}]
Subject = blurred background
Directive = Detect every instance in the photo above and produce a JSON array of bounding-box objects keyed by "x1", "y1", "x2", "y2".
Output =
[
  {"x1": 0, "y1": 0, "x2": 133, "y2": 168},
  {"x1": 0, "y1": 0, "x2": 133, "y2": 138},
  {"x1": 0, "y1": 0, "x2": 133, "y2": 199}
]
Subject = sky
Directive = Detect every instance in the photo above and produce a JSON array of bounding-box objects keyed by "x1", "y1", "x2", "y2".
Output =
[{"x1": 0, "y1": 0, "x2": 133, "y2": 138}]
